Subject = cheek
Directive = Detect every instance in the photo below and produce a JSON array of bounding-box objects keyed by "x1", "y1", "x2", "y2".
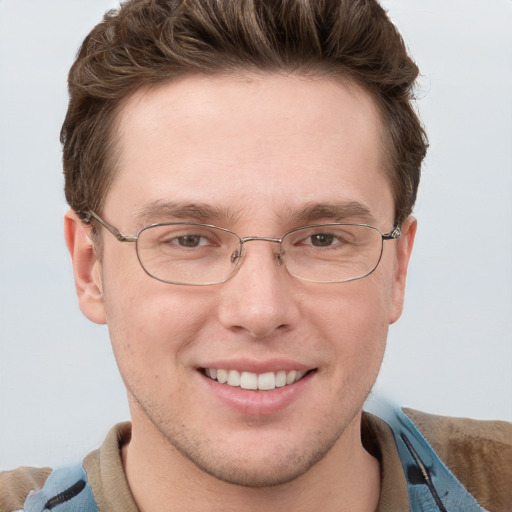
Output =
[
  {"x1": 102, "y1": 288, "x2": 211, "y2": 412},
  {"x1": 100, "y1": 256, "x2": 212, "y2": 375},
  {"x1": 317, "y1": 276, "x2": 392, "y2": 332},
  {"x1": 308, "y1": 278, "x2": 391, "y2": 367}
]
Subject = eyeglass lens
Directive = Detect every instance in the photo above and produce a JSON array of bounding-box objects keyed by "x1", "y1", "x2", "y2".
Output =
[{"x1": 135, "y1": 223, "x2": 384, "y2": 285}]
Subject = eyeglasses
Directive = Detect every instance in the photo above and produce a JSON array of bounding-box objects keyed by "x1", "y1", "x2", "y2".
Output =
[{"x1": 88, "y1": 211, "x2": 401, "y2": 286}]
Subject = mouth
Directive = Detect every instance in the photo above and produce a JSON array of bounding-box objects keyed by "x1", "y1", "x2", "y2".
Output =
[{"x1": 200, "y1": 368, "x2": 315, "y2": 391}]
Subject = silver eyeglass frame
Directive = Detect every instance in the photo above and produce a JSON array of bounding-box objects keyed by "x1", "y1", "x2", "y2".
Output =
[{"x1": 87, "y1": 210, "x2": 401, "y2": 286}]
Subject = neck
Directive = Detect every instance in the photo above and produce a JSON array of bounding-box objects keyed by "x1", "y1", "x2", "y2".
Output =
[{"x1": 122, "y1": 412, "x2": 380, "y2": 512}]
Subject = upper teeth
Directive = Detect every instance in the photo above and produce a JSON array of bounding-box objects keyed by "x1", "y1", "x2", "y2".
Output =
[{"x1": 205, "y1": 368, "x2": 306, "y2": 391}]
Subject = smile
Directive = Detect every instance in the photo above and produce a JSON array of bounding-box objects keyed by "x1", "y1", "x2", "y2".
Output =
[{"x1": 203, "y1": 368, "x2": 309, "y2": 391}]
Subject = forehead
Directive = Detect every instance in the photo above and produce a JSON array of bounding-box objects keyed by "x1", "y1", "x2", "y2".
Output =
[{"x1": 107, "y1": 73, "x2": 393, "y2": 228}]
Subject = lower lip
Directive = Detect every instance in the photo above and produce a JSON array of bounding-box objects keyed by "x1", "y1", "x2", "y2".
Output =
[{"x1": 200, "y1": 371, "x2": 314, "y2": 417}]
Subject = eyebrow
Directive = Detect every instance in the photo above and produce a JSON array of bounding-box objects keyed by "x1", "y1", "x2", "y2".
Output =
[
  {"x1": 133, "y1": 199, "x2": 376, "y2": 228},
  {"x1": 286, "y1": 201, "x2": 376, "y2": 225},
  {"x1": 134, "y1": 201, "x2": 240, "y2": 226}
]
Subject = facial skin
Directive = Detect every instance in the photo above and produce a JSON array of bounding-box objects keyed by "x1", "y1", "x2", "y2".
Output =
[{"x1": 65, "y1": 73, "x2": 416, "y2": 511}]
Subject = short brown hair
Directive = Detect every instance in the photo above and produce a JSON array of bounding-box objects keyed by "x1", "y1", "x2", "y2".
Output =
[{"x1": 62, "y1": 0, "x2": 427, "y2": 226}]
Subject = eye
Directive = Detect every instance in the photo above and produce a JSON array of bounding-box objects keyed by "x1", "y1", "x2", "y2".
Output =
[
  {"x1": 155, "y1": 227, "x2": 219, "y2": 249},
  {"x1": 308, "y1": 233, "x2": 335, "y2": 247},
  {"x1": 140, "y1": 224, "x2": 229, "y2": 257},
  {"x1": 302, "y1": 232, "x2": 347, "y2": 248},
  {"x1": 289, "y1": 226, "x2": 358, "y2": 250},
  {"x1": 172, "y1": 234, "x2": 209, "y2": 248}
]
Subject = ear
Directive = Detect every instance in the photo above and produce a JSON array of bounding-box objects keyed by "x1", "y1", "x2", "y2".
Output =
[
  {"x1": 388, "y1": 216, "x2": 417, "y2": 324},
  {"x1": 64, "y1": 209, "x2": 107, "y2": 324}
]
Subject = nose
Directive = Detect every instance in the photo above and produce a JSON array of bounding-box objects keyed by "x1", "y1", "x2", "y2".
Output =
[{"x1": 217, "y1": 241, "x2": 300, "y2": 339}]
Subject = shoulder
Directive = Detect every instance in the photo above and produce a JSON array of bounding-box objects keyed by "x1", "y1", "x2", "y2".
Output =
[
  {"x1": 0, "y1": 462, "x2": 100, "y2": 512},
  {"x1": 0, "y1": 466, "x2": 52, "y2": 512},
  {"x1": 0, "y1": 423, "x2": 133, "y2": 512},
  {"x1": 405, "y1": 408, "x2": 512, "y2": 512}
]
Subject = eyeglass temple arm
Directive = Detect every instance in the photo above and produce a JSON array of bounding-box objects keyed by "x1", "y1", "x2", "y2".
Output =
[
  {"x1": 87, "y1": 211, "x2": 137, "y2": 242},
  {"x1": 382, "y1": 224, "x2": 401, "y2": 240}
]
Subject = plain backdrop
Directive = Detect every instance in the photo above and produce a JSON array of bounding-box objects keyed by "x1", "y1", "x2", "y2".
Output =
[{"x1": 1, "y1": 0, "x2": 511, "y2": 470}]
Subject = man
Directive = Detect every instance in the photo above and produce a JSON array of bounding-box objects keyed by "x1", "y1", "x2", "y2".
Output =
[{"x1": 1, "y1": 1, "x2": 510, "y2": 511}]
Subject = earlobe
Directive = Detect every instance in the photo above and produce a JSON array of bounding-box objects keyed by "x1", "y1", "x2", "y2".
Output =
[
  {"x1": 64, "y1": 209, "x2": 107, "y2": 324},
  {"x1": 388, "y1": 216, "x2": 417, "y2": 324}
]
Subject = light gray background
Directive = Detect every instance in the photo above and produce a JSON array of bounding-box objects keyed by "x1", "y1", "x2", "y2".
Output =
[{"x1": 1, "y1": 0, "x2": 511, "y2": 469}]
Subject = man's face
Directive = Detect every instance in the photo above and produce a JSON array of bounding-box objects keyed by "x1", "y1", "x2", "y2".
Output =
[{"x1": 73, "y1": 73, "x2": 415, "y2": 486}]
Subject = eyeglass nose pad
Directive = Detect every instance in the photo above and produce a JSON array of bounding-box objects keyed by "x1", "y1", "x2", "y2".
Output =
[
  {"x1": 230, "y1": 244, "x2": 283, "y2": 268},
  {"x1": 230, "y1": 249, "x2": 242, "y2": 265}
]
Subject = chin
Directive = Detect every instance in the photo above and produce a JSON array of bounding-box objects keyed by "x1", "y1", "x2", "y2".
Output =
[
  {"x1": 152, "y1": 412, "x2": 353, "y2": 489},
  {"x1": 178, "y1": 443, "x2": 329, "y2": 488}
]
